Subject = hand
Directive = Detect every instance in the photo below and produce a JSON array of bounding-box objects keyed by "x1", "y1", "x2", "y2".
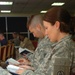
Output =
[
  {"x1": 18, "y1": 58, "x2": 30, "y2": 65},
  {"x1": 16, "y1": 69, "x2": 25, "y2": 74},
  {"x1": 22, "y1": 54, "x2": 27, "y2": 58},
  {"x1": 19, "y1": 65, "x2": 34, "y2": 70}
]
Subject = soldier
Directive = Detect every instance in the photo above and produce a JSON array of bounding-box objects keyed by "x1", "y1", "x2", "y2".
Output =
[
  {"x1": 43, "y1": 7, "x2": 75, "y2": 75},
  {"x1": 11, "y1": 32, "x2": 20, "y2": 46},
  {"x1": 16, "y1": 15, "x2": 52, "y2": 74},
  {"x1": 19, "y1": 34, "x2": 34, "y2": 50}
]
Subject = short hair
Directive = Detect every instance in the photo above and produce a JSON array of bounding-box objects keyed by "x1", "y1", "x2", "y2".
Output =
[
  {"x1": 43, "y1": 7, "x2": 73, "y2": 34},
  {"x1": 13, "y1": 32, "x2": 20, "y2": 35},
  {"x1": 19, "y1": 34, "x2": 25, "y2": 37},
  {"x1": 27, "y1": 14, "x2": 43, "y2": 29}
]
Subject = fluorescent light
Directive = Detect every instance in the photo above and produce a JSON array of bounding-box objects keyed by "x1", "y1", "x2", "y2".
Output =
[
  {"x1": 1, "y1": 10, "x2": 11, "y2": 13},
  {"x1": 51, "y1": 2, "x2": 65, "y2": 6},
  {"x1": 40, "y1": 11, "x2": 47, "y2": 13},
  {"x1": 0, "y1": 1, "x2": 13, "y2": 5}
]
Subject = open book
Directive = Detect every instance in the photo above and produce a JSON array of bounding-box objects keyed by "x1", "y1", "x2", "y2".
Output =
[
  {"x1": 7, "y1": 65, "x2": 23, "y2": 73},
  {"x1": 6, "y1": 58, "x2": 20, "y2": 65},
  {"x1": 19, "y1": 47, "x2": 34, "y2": 55}
]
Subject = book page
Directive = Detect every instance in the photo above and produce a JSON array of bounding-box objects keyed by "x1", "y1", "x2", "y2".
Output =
[
  {"x1": 19, "y1": 47, "x2": 34, "y2": 54},
  {"x1": 7, "y1": 65, "x2": 23, "y2": 73},
  {"x1": 7, "y1": 58, "x2": 20, "y2": 65}
]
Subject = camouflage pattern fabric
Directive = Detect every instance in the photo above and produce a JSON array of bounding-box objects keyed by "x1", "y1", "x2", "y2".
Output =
[
  {"x1": 21, "y1": 35, "x2": 75, "y2": 75},
  {"x1": 22, "y1": 36, "x2": 52, "y2": 75},
  {"x1": 26, "y1": 36, "x2": 52, "y2": 69},
  {"x1": 0, "y1": 67, "x2": 11, "y2": 75},
  {"x1": 20, "y1": 37, "x2": 35, "y2": 50}
]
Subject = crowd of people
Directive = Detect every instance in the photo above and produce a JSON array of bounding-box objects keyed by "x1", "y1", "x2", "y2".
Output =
[{"x1": 0, "y1": 7, "x2": 75, "y2": 75}]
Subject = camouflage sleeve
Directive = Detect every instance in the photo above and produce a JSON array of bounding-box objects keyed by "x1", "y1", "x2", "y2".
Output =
[
  {"x1": 21, "y1": 47, "x2": 51, "y2": 75},
  {"x1": 26, "y1": 53, "x2": 34, "y2": 61},
  {"x1": 21, "y1": 53, "x2": 51, "y2": 75},
  {"x1": 0, "y1": 67, "x2": 11, "y2": 75},
  {"x1": 21, "y1": 70, "x2": 45, "y2": 75}
]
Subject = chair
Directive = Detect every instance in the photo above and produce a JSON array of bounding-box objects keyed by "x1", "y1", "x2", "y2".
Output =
[
  {"x1": 0, "y1": 45, "x2": 7, "y2": 61},
  {"x1": 6, "y1": 44, "x2": 11, "y2": 59},
  {"x1": 10, "y1": 44, "x2": 15, "y2": 58}
]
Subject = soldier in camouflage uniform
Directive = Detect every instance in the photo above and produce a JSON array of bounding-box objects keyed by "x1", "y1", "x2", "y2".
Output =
[
  {"x1": 42, "y1": 7, "x2": 75, "y2": 75},
  {"x1": 20, "y1": 35, "x2": 75, "y2": 75},
  {"x1": 16, "y1": 7, "x2": 75, "y2": 75},
  {"x1": 25, "y1": 15, "x2": 52, "y2": 70},
  {"x1": 16, "y1": 15, "x2": 52, "y2": 74}
]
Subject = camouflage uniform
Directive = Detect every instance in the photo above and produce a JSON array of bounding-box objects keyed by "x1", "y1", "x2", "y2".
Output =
[
  {"x1": 22, "y1": 36, "x2": 52, "y2": 75},
  {"x1": 0, "y1": 67, "x2": 11, "y2": 75},
  {"x1": 20, "y1": 37, "x2": 35, "y2": 50},
  {"x1": 27, "y1": 36, "x2": 52, "y2": 69},
  {"x1": 21, "y1": 35, "x2": 75, "y2": 75}
]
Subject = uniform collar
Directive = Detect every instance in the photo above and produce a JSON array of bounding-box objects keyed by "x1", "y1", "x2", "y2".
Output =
[{"x1": 52, "y1": 34, "x2": 72, "y2": 47}]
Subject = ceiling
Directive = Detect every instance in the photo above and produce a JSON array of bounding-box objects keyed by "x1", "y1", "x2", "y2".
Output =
[{"x1": 0, "y1": 0, "x2": 75, "y2": 16}]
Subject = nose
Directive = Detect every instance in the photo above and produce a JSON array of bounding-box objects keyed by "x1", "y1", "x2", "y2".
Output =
[
  {"x1": 33, "y1": 34, "x2": 35, "y2": 37},
  {"x1": 45, "y1": 30, "x2": 48, "y2": 36}
]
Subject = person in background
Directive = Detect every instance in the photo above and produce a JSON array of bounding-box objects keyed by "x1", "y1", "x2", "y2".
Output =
[
  {"x1": 19, "y1": 34, "x2": 34, "y2": 50},
  {"x1": 0, "y1": 32, "x2": 7, "y2": 46},
  {"x1": 16, "y1": 15, "x2": 52, "y2": 75},
  {"x1": 10, "y1": 32, "x2": 21, "y2": 60},
  {"x1": 11, "y1": 32, "x2": 20, "y2": 47}
]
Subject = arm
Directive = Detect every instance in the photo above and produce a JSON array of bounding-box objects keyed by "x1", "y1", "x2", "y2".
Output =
[
  {"x1": 0, "y1": 67, "x2": 11, "y2": 75},
  {"x1": 17, "y1": 45, "x2": 52, "y2": 75}
]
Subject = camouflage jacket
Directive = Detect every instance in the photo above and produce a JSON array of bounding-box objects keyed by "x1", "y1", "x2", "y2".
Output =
[
  {"x1": 28, "y1": 36, "x2": 52, "y2": 69},
  {"x1": 22, "y1": 36, "x2": 52, "y2": 75},
  {"x1": 21, "y1": 35, "x2": 75, "y2": 75},
  {"x1": 20, "y1": 37, "x2": 34, "y2": 50}
]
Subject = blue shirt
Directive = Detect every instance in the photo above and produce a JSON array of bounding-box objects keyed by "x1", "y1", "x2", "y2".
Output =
[{"x1": 0, "y1": 38, "x2": 7, "y2": 46}]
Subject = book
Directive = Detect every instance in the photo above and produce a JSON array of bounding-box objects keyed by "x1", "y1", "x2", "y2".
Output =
[
  {"x1": 19, "y1": 47, "x2": 34, "y2": 55},
  {"x1": 6, "y1": 58, "x2": 20, "y2": 65},
  {"x1": 7, "y1": 64, "x2": 23, "y2": 73}
]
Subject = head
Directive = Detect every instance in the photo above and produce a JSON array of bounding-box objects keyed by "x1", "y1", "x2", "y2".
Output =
[
  {"x1": 0, "y1": 32, "x2": 5, "y2": 41},
  {"x1": 43, "y1": 7, "x2": 72, "y2": 42},
  {"x1": 19, "y1": 34, "x2": 25, "y2": 41},
  {"x1": 27, "y1": 15, "x2": 45, "y2": 38},
  {"x1": 12, "y1": 32, "x2": 19, "y2": 38}
]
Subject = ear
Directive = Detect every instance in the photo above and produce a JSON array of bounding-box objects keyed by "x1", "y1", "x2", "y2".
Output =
[
  {"x1": 54, "y1": 21, "x2": 60, "y2": 29},
  {"x1": 36, "y1": 24, "x2": 41, "y2": 30}
]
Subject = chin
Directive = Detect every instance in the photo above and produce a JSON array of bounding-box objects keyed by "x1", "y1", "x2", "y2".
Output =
[{"x1": 50, "y1": 39, "x2": 55, "y2": 42}]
